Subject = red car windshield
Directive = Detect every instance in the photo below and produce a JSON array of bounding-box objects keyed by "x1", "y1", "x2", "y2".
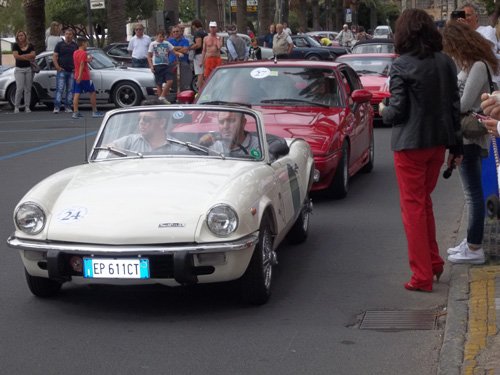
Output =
[
  {"x1": 198, "y1": 66, "x2": 342, "y2": 108},
  {"x1": 338, "y1": 56, "x2": 393, "y2": 76}
]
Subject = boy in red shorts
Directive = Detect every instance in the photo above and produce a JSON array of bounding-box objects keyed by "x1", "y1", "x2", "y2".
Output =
[{"x1": 72, "y1": 37, "x2": 104, "y2": 119}]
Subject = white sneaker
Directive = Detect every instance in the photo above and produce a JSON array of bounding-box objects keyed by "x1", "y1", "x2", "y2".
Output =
[
  {"x1": 14, "y1": 107, "x2": 19, "y2": 114},
  {"x1": 25, "y1": 108, "x2": 31, "y2": 113},
  {"x1": 448, "y1": 246, "x2": 485, "y2": 264},
  {"x1": 53, "y1": 108, "x2": 60, "y2": 114},
  {"x1": 65, "y1": 107, "x2": 73, "y2": 113},
  {"x1": 447, "y1": 238, "x2": 467, "y2": 255}
]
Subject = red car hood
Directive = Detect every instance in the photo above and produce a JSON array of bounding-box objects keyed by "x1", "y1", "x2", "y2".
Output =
[
  {"x1": 359, "y1": 75, "x2": 389, "y2": 91},
  {"x1": 256, "y1": 106, "x2": 343, "y2": 154}
]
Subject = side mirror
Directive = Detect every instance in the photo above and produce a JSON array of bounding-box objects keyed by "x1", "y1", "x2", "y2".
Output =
[
  {"x1": 351, "y1": 89, "x2": 373, "y2": 103},
  {"x1": 177, "y1": 90, "x2": 196, "y2": 104}
]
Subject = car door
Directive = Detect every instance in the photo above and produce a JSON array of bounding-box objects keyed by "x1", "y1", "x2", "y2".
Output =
[
  {"x1": 338, "y1": 67, "x2": 371, "y2": 167},
  {"x1": 34, "y1": 55, "x2": 58, "y2": 102}
]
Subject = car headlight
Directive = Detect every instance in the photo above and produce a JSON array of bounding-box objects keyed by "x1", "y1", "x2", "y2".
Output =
[
  {"x1": 15, "y1": 202, "x2": 46, "y2": 235},
  {"x1": 206, "y1": 204, "x2": 238, "y2": 236}
]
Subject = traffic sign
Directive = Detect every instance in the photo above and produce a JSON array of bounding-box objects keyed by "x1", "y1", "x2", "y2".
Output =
[{"x1": 90, "y1": 0, "x2": 105, "y2": 9}]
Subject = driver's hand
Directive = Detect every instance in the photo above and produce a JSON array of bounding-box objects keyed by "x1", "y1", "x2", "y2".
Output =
[{"x1": 199, "y1": 133, "x2": 215, "y2": 146}]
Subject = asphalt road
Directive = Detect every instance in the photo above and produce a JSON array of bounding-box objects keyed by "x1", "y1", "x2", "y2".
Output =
[{"x1": 0, "y1": 107, "x2": 466, "y2": 375}]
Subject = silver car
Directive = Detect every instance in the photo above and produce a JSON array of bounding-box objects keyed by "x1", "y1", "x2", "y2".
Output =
[{"x1": 0, "y1": 48, "x2": 157, "y2": 110}]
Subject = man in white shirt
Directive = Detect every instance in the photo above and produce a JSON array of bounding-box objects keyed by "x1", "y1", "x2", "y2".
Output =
[{"x1": 127, "y1": 23, "x2": 151, "y2": 68}]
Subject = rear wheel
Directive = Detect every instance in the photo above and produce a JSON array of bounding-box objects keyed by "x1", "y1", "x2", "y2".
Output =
[
  {"x1": 112, "y1": 81, "x2": 142, "y2": 107},
  {"x1": 486, "y1": 195, "x2": 500, "y2": 219},
  {"x1": 307, "y1": 54, "x2": 321, "y2": 61},
  {"x1": 6, "y1": 84, "x2": 37, "y2": 109},
  {"x1": 329, "y1": 142, "x2": 349, "y2": 199},
  {"x1": 25, "y1": 269, "x2": 62, "y2": 297},
  {"x1": 288, "y1": 199, "x2": 312, "y2": 244},
  {"x1": 240, "y1": 217, "x2": 276, "y2": 305}
]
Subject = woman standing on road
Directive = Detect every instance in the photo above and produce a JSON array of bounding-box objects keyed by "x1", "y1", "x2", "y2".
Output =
[
  {"x1": 379, "y1": 9, "x2": 463, "y2": 292},
  {"x1": 441, "y1": 22, "x2": 498, "y2": 265},
  {"x1": 12, "y1": 30, "x2": 36, "y2": 114}
]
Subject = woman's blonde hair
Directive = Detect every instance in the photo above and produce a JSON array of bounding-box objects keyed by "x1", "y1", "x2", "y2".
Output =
[{"x1": 49, "y1": 21, "x2": 60, "y2": 36}]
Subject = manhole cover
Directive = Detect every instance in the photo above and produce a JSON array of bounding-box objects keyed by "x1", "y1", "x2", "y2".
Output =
[{"x1": 359, "y1": 310, "x2": 437, "y2": 331}]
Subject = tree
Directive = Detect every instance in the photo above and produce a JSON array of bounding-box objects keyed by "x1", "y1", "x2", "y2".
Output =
[
  {"x1": 258, "y1": 0, "x2": 272, "y2": 36},
  {"x1": 0, "y1": 0, "x2": 25, "y2": 35},
  {"x1": 107, "y1": 0, "x2": 127, "y2": 43},
  {"x1": 236, "y1": 0, "x2": 245, "y2": 32},
  {"x1": 23, "y1": 0, "x2": 45, "y2": 53},
  {"x1": 202, "y1": 0, "x2": 219, "y2": 28}
]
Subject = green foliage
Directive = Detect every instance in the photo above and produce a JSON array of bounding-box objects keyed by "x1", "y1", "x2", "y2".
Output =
[
  {"x1": 179, "y1": 0, "x2": 195, "y2": 22},
  {"x1": 0, "y1": 0, "x2": 25, "y2": 35}
]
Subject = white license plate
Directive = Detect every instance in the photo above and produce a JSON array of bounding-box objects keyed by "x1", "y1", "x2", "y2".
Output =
[{"x1": 83, "y1": 258, "x2": 150, "y2": 279}]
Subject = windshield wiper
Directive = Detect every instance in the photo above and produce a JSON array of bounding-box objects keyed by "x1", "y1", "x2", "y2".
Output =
[
  {"x1": 260, "y1": 98, "x2": 330, "y2": 108},
  {"x1": 94, "y1": 146, "x2": 143, "y2": 158},
  {"x1": 166, "y1": 137, "x2": 226, "y2": 159},
  {"x1": 200, "y1": 100, "x2": 251, "y2": 107}
]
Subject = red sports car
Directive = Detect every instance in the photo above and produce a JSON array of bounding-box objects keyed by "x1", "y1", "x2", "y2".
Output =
[
  {"x1": 336, "y1": 53, "x2": 397, "y2": 117},
  {"x1": 177, "y1": 60, "x2": 374, "y2": 198}
]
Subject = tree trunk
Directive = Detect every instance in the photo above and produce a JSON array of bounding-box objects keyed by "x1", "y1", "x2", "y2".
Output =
[
  {"x1": 236, "y1": 0, "x2": 246, "y2": 33},
  {"x1": 325, "y1": 0, "x2": 333, "y2": 30},
  {"x1": 107, "y1": 0, "x2": 127, "y2": 43},
  {"x1": 23, "y1": 0, "x2": 45, "y2": 54},
  {"x1": 258, "y1": 0, "x2": 272, "y2": 36},
  {"x1": 336, "y1": 0, "x2": 346, "y2": 30},
  {"x1": 203, "y1": 0, "x2": 220, "y2": 29},
  {"x1": 311, "y1": 0, "x2": 320, "y2": 30},
  {"x1": 298, "y1": 0, "x2": 307, "y2": 30}
]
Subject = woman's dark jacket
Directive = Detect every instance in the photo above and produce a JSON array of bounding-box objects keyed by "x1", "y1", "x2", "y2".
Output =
[{"x1": 382, "y1": 52, "x2": 463, "y2": 155}]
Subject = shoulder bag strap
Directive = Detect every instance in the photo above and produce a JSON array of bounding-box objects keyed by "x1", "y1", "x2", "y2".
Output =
[{"x1": 483, "y1": 61, "x2": 495, "y2": 93}]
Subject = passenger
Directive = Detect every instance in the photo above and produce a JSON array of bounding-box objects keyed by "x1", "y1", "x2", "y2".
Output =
[{"x1": 379, "y1": 9, "x2": 462, "y2": 292}]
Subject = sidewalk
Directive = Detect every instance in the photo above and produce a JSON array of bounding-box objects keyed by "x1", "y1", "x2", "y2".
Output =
[{"x1": 439, "y1": 211, "x2": 500, "y2": 375}]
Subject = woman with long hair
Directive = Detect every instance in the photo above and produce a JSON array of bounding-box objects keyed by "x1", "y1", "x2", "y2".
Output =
[
  {"x1": 46, "y1": 21, "x2": 61, "y2": 51},
  {"x1": 442, "y1": 21, "x2": 499, "y2": 264},
  {"x1": 12, "y1": 30, "x2": 36, "y2": 114},
  {"x1": 379, "y1": 9, "x2": 462, "y2": 291}
]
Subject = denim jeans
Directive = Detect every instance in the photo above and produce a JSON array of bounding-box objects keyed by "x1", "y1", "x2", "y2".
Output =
[
  {"x1": 54, "y1": 70, "x2": 74, "y2": 109},
  {"x1": 458, "y1": 144, "x2": 485, "y2": 246}
]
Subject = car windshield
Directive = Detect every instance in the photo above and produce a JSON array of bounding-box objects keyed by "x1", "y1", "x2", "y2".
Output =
[
  {"x1": 88, "y1": 49, "x2": 118, "y2": 69},
  {"x1": 351, "y1": 43, "x2": 394, "y2": 54},
  {"x1": 91, "y1": 107, "x2": 264, "y2": 162},
  {"x1": 338, "y1": 56, "x2": 393, "y2": 76},
  {"x1": 198, "y1": 66, "x2": 342, "y2": 107},
  {"x1": 374, "y1": 28, "x2": 390, "y2": 36}
]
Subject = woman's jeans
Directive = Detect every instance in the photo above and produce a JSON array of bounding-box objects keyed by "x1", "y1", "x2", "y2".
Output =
[
  {"x1": 14, "y1": 67, "x2": 33, "y2": 108},
  {"x1": 54, "y1": 71, "x2": 74, "y2": 109},
  {"x1": 459, "y1": 144, "x2": 485, "y2": 246}
]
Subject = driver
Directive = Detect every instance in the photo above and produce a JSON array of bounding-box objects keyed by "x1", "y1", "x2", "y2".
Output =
[
  {"x1": 112, "y1": 111, "x2": 175, "y2": 153},
  {"x1": 201, "y1": 111, "x2": 262, "y2": 158}
]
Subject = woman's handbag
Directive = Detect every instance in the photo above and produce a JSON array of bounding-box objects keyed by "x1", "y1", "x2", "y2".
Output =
[
  {"x1": 460, "y1": 61, "x2": 495, "y2": 140},
  {"x1": 30, "y1": 60, "x2": 40, "y2": 74}
]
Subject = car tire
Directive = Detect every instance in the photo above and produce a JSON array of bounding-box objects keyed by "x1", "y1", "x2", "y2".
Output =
[
  {"x1": 6, "y1": 84, "x2": 37, "y2": 109},
  {"x1": 190, "y1": 75, "x2": 199, "y2": 93},
  {"x1": 329, "y1": 141, "x2": 349, "y2": 199},
  {"x1": 287, "y1": 198, "x2": 311, "y2": 244},
  {"x1": 112, "y1": 81, "x2": 142, "y2": 108},
  {"x1": 361, "y1": 132, "x2": 374, "y2": 173},
  {"x1": 240, "y1": 217, "x2": 275, "y2": 305},
  {"x1": 486, "y1": 194, "x2": 500, "y2": 219},
  {"x1": 25, "y1": 269, "x2": 62, "y2": 297},
  {"x1": 307, "y1": 54, "x2": 321, "y2": 61}
]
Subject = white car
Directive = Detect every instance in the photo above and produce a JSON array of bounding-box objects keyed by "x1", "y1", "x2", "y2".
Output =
[
  {"x1": 373, "y1": 25, "x2": 393, "y2": 39},
  {"x1": 7, "y1": 105, "x2": 315, "y2": 305},
  {"x1": 0, "y1": 48, "x2": 157, "y2": 109}
]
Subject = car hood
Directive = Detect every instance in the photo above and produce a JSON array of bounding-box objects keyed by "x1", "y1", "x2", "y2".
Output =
[
  {"x1": 256, "y1": 107, "x2": 342, "y2": 154},
  {"x1": 34, "y1": 159, "x2": 261, "y2": 244}
]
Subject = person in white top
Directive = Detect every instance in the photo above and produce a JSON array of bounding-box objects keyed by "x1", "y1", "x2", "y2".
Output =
[
  {"x1": 283, "y1": 22, "x2": 292, "y2": 35},
  {"x1": 127, "y1": 23, "x2": 151, "y2": 68}
]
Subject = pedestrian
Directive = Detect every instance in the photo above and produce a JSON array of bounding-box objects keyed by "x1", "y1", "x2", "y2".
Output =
[
  {"x1": 283, "y1": 22, "x2": 292, "y2": 35},
  {"x1": 442, "y1": 21, "x2": 499, "y2": 264},
  {"x1": 72, "y1": 37, "x2": 104, "y2": 119},
  {"x1": 336, "y1": 24, "x2": 354, "y2": 47},
  {"x1": 201, "y1": 21, "x2": 222, "y2": 82},
  {"x1": 12, "y1": 30, "x2": 36, "y2": 114},
  {"x1": 249, "y1": 38, "x2": 262, "y2": 60},
  {"x1": 127, "y1": 23, "x2": 151, "y2": 68},
  {"x1": 378, "y1": 9, "x2": 463, "y2": 291},
  {"x1": 46, "y1": 21, "x2": 62, "y2": 51},
  {"x1": 52, "y1": 28, "x2": 78, "y2": 114},
  {"x1": 190, "y1": 19, "x2": 207, "y2": 90},
  {"x1": 148, "y1": 30, "x2": 183, "y2": 103},
  {"x1": 356, "y1": 26, "x2": 371, "y2": 43},
  {"x1": 168, "y1": 25, "x2": 192, "y2": 91},
  {"x1": 226, "y1": 24, "x2": 248, "y2": 62},
  {"x1": 272, "y1": 23, "x2": 293, "y2": 59},
  {"x1": 263, "y1": 24, "x2": 276, "y2": 48}
]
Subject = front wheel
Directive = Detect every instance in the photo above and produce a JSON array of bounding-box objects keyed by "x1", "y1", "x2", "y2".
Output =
[
  {"x1": 25, "y1": 269, "x2": 62, "y2": 297},
  {"x1": 240, "y1": 218, "x2": 276, "y2": 305},
  {"x1": 112, "y1": 81, "x2": 142, "y2": 107}
]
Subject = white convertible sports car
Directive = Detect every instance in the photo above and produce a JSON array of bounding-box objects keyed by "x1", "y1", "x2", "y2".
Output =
[{"x1": 7, "y1": 105, "x2": 315, "y2": 305}]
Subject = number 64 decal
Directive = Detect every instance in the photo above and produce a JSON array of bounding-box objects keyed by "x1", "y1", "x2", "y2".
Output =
[{"x1": 56, "y1": 207, "x2": 88, "y2": 223}]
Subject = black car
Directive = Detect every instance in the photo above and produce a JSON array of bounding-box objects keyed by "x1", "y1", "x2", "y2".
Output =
[{"x1": 290, "y1": 34, "x2": 349, "y2": 61}]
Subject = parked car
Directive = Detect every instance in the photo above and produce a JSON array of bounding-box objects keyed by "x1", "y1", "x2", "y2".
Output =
[
  {"x1": 290, "y1": 34, "x2": 349, "y2": 60},
  {"x1": 7, "y1": 105, "x2": 315, "y2": 305},
  {"x1": 306, "y1": 31, "x2": 340, "y2": 46},
  {"x1": 336, "y1": 53, "x2": 397, "y2": 117},
  {"x1": 102, "y1": 42, "x2": 131, "y2": 65},
  {"x1": 373, "y1": 25, "x2": 393, "y2": 39},
  {"x1": 350, "y1": 38, "x2": 395, "y2": 54},
  {"x1": 0, "y1": 48, "x2": 157, "y2": 109},
  {"x1": 178, "y1": 60, "x2": 374, "y2": 197}
]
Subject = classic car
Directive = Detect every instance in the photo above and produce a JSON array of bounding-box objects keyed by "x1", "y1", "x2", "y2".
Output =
[
  {"x1": 290, "y1": 34, "x2": 349, "y2": 60},
  {"x1": 336, "y1": 53, "x2": 397, "y2": 117},
  {"x1": 0, "y1": 48, "x2": 157, "y2": 110},
  {"x1": 373, "y1": 25, "x2": 394, "y2": 39},
  {"x1": 350, "y1": 38, "x2": 395, "y2": 54},
  {"x1": 306, "y1": 31, "x2": 340, "y2": 46},
  {"x1": 7, "y1": 105, "x2": 315, "y2": 305},
  {"x1": 177, "y1": 60, "x2": 374, "y2": 197}
]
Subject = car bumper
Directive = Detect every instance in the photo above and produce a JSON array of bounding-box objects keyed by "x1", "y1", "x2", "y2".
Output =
[
  {"x1": 311, "y1": 152, "x2": 340, "y2": 191},
  {"x1": 7, "y1": 233, "x2": 259, "y2": 287}
]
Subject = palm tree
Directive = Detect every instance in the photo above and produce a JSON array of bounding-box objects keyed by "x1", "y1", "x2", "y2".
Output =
[
  {"x1": 258, "y1": 0, "x2": 272, "y2": 36},
  {"x1": 107, "y1": 0, "x2": 127, "y2": 43},
  {"x1": 236, "y1": 0, "x2": 246, "y2": 32},
  {"x1": 23, "y1": 0, "x2": 45, "y2": 53},
  {"x1": 203, "y1": 0, "x2": 220, "y2": 27}
]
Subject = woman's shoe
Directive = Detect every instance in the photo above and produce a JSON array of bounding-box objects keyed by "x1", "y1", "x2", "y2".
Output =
[
  {"x1": 433, "y1": 271, "x2": 443, "y2": 283},
  {"x1": 404, "y1": 282, "x2": 432, "y2": 292}
]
